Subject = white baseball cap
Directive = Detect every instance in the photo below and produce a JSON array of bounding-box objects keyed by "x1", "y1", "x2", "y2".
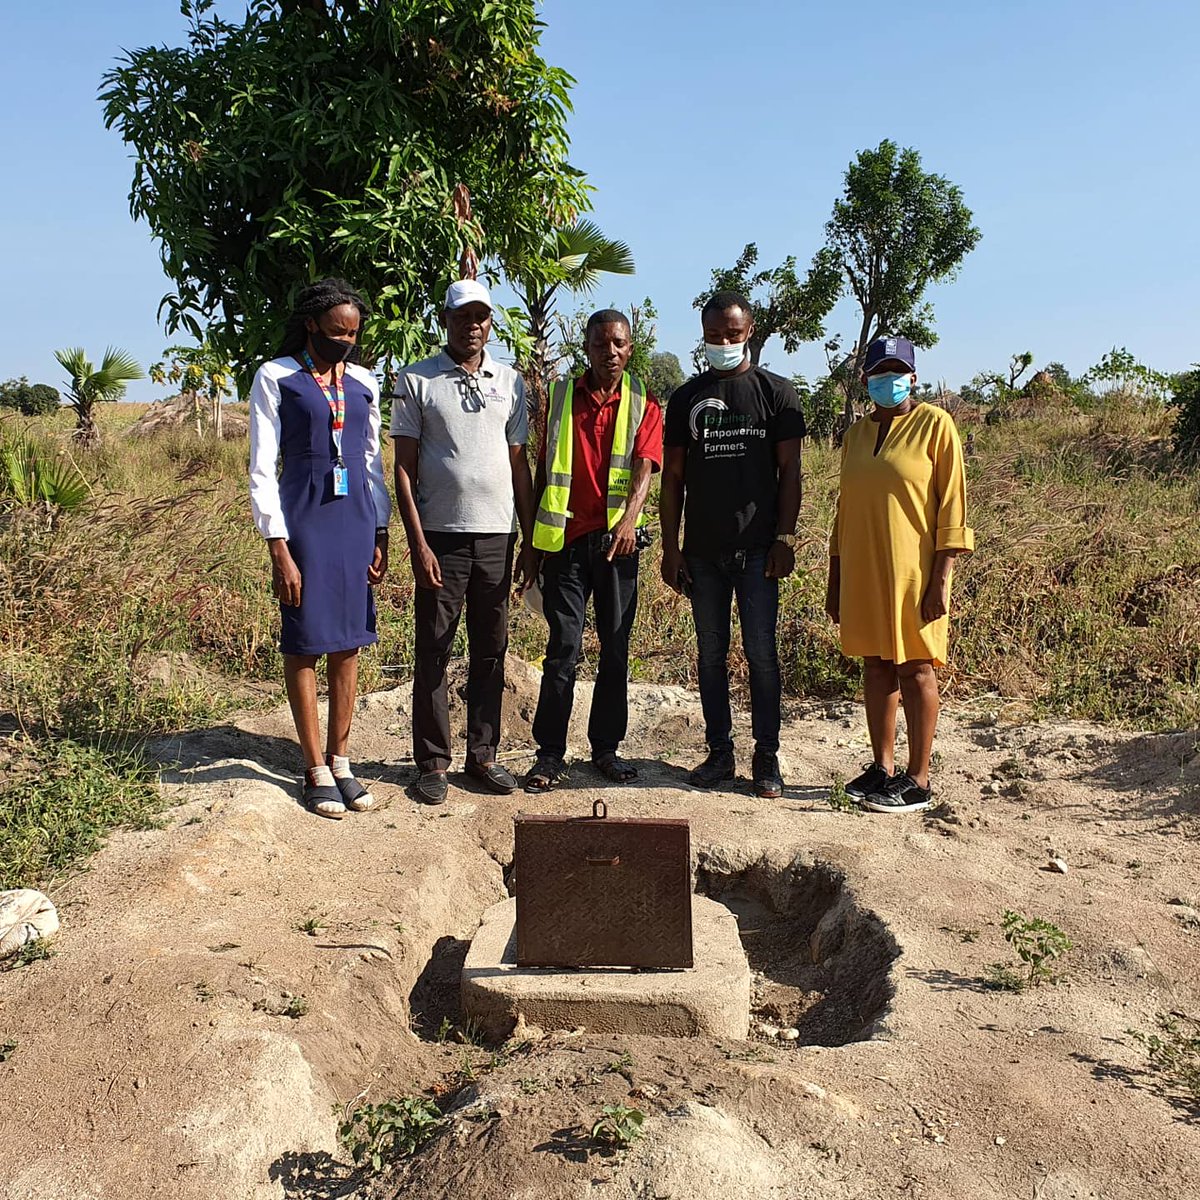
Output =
[{"x1": 444, "y1": 279, "x2": 493, "y2": 311}]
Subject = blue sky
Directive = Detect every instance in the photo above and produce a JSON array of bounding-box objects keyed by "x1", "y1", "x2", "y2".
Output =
[{"x1": 2, "y1": 0, "x2": 1197, "y2": 401}]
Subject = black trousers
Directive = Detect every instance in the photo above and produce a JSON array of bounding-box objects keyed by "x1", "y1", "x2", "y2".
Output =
[
  {"x1": 532, "y1": 531, "x2": 640, "y2": 761},
  {"x1": 413, "y1": 532, "x2": 515, "y2": 772}
]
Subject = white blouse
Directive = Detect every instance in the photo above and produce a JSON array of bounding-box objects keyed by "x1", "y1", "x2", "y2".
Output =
[{"x1": 248, "y1": 358, "x2": 391, "y2": 540}]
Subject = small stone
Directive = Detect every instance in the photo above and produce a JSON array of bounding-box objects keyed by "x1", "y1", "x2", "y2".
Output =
[
  {"x1": 984, "y1": 782, "x2": 1002, "y2": 795},
  {"x1": 1048, "y1": 857, "x2": 1069, "y2": 874},
  {"x1": 134, "y1": 1076, "x2": 147, "y2": 1090},
  {"x1": 756, "y1": 1022, "x2": 780, "y2": 1039},
  {"x1": 994, "y1": 1135, "x2": 1006, "y2": 1146},
  {"x1": 779, "y1": 1027, "x2": 800, "y2": 1040}
]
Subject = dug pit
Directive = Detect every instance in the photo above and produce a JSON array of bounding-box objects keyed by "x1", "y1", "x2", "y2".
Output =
[
  {"x1": 450, "y1": 845, "x2": 899, "y2": 1047},
  {"x1": 696, "y1": 846, "x2": 900, "y2": 1045}
]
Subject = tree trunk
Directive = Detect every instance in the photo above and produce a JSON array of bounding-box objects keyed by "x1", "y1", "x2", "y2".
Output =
[
  {"x1": 839, "y1": 309, "x2": 876, "y2": 432},
  {"x1": 74, "y1": 403, "x2": 99, "y2": 448},
  {"x1": 213, "y1": 392, "x2": 223, "y2": 440},
  {"x1": 524, "y1": 301, "x2": 552, "y2": 454},
  {"x1": 749, "y1": 332, "x2": 767, "y2": 365}
]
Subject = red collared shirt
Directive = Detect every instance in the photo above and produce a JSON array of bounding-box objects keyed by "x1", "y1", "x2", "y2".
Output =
[{"x1": 539, "y1": 374, "x2": 664, "y2": 544}]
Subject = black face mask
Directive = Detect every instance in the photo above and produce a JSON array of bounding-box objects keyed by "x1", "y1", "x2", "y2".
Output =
[{"x1": 309, "y1": 328, "x2": 354, "y2": 365}]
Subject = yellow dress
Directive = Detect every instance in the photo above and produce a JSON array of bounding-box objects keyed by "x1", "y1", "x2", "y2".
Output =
[{"x1": 831, "y1": 403, "x2": 974, "y2": 666}]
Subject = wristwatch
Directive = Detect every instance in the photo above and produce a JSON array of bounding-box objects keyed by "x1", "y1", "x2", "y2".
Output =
[{"x1": 774, "y1": 533, "x2": 797, "y2": 549}]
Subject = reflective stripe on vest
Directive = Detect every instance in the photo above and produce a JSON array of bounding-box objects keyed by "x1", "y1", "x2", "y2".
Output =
[{"x1": 532, "y1": 372, "x2": 648, "y2": 553}]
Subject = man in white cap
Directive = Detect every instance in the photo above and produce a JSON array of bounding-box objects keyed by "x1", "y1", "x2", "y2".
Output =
[{"x1": 392, "y1": 280, "x2": 537, "y2": 805}]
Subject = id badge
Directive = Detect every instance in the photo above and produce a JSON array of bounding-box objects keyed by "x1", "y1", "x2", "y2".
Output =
[{"x1": 332, "y1": 465, "x2": 348, "y2": 497}]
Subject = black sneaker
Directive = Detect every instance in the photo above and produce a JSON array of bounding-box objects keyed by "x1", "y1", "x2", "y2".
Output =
[
  {"x1": 751, "y1": 748, "x2": 783, "y2": 799},
  {"x1": 845, "y1": 762, "x2": 892, "y2": 800},
  {"x1": 863, "y1": 772, "x2": 932, "y2": 814},
  {"x1": 687, "y1": 748, "x2": 736, "y2": 788}
]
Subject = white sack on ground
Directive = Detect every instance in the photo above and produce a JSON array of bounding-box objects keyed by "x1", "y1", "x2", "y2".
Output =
[{"x1": 0, "y1": 889, "x2": 59, "y2": 957}]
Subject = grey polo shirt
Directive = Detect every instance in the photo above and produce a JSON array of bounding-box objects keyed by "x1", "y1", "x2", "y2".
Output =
[{"x1": 391, "y1": 348, "x2": 528, "y2": 534}]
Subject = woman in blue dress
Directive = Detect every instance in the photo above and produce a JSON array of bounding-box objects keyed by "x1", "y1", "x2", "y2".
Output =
[{"x1": 249, "y1": 279, "x2": 391, "y2": 819}]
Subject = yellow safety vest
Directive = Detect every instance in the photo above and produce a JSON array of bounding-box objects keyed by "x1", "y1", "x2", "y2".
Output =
[{"x1": 532, "y1": 372, "x2": 648, "y2": 553}]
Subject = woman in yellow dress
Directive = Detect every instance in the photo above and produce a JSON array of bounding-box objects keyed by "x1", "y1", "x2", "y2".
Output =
[{"x1": 826, "y1": 335, "x2": 974, "y2": 813}]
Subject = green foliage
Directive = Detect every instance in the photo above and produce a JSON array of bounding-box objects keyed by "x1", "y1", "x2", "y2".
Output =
[
  {"x1": 693, "y1": 241, "x2": 842, "y2": 365},
  {"x1": 824, "y1": 139, "x2": 982, "y2": 366},
  {"x1": 337, "y1": 1096, "x2": 445, "y2": 1171},
  {"x1": 253, "y1": 993, "x2": 309, "y2": 1018},
  {"x1": 793, "y1": 374, "x2": 843, "y2": 442},
  {"x1": 101, "y1": 0, "x2": 589, "y2": 385},
  {"x1": 0, "y1": 432, "x2": 90, "y2": 514},
  {"x1": 1001, "y1": 909, "x2": 1072, "y2": 985},
  {"x1": 1129, "y1": 1012, "x2": 1200, "y2": 1107},
  {"x1": 0, "y1": 737, "x2": 160, "y2": 890},
  {"x1": 0, "y1": 378, "x2": 60, "y2": 416},
  {"x1": 826, "y1": 773, "x2": 859, "y2": 814},
  {"x1": 1085, "y1": 346, "x2": 1174, "y2": 407},
  {"x1": 1170, "y1": 367, "x2": 1200, "y2": 460},
  {"x1": 150, "y1": 342, "x2": 234, "y2": 434},
  {"x1": 646, "y1": 351, "x2": 685, "y2": 401},
  {"x1": 983, "y1": 962, "x2": 1026, "y2": 992},
  {"x1": 556, "y1": 297, "x2": 659, "y2": 383},
  {"x1": 53, "y1": 346, "x2": 144, "y2": 445},
  {"x1": 591, "y1": 1103, "x2": 645, "y2": 1149},
  {"x1": 11, "y1": 939, "x2": 55, "y2": 968}
]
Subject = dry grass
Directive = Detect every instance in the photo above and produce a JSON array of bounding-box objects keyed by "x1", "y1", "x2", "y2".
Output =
[{"x1": 5, "y1": 396, "x2": 1199, "y2": 743}]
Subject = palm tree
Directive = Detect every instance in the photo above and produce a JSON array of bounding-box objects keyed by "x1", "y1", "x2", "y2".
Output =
[
  {"x1": 510, "y1": 221, "x2": 635, "y2": 438},
  {"x1": 54, "y1": 347, "x2": 145, "y2": 446}
]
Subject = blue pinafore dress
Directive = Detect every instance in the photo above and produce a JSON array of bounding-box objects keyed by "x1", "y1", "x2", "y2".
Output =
[{"x1": 276, "y1": 360, "x2": 378, "y2": 655}]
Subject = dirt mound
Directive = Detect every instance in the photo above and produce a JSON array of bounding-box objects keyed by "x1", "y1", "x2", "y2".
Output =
[
  {"x1": 0, "y1": 672, "x2": 1197, "y2": 1199},
  {"x1": 126, "y1": 393, "x2": 248, "y2": 440}
]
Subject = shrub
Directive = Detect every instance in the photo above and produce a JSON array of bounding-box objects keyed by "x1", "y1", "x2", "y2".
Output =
[
  {"x1": 337, "y1": 1097, "x2": 444, "y2": 1170},
  {"x1": 0, "y1": 378, "x2": 60, "y2": 416},
  {"x1": 1170, "y1": 368, "x2": 1200, "y2": 462},
  {"x1": 1001, "y1": 909, "x2": 1072, "y2": 985}
]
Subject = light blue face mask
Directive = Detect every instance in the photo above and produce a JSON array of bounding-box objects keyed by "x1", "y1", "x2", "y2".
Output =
[
  {"x1": 705, "y1": 342, "x2": 747, "y2": 372},
  {"x1": 867, "y1": 372, "x2": 913, "y2": 408}
]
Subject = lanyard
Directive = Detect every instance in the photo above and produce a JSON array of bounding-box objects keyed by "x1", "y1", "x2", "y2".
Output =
[{"x1": 301, "y1": 350, "x2": 345, "y2": 463}]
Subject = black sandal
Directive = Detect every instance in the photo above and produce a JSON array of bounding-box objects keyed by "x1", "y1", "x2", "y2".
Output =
[
  {"x1": 325, "y1": 758, "x2": 376, "y2": 813},
  {"x1": 524, "y1": 755, "x2": 566, "y2": 793},
  {"x1": 302, "y1": 773, "x2": 346, "y2": 820},
  {"x1": 592, "y1": 752, "x2": 638, "y2": 783}
]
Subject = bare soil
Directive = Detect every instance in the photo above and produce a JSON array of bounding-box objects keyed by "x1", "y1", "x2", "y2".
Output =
[{"x1": 1, "y1": 657, "x2": 1197, "y2": 1200}]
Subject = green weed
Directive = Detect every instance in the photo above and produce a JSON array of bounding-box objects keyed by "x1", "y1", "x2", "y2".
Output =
[
  {"x1": 336, "y1": 1096, "x2": 444, "y2": 1171},
  {"x1": 591, "y1": 1103, "x2": 646, "y2": 1149},
  {"x1": 1001, "y1": 909, "x2": 1073, "y2": 985},
  {"x1": 1128, "y1": 1012, "x2": 1200, "y2": 1107},
  {"x1": 983, "y1": 962, "x2": 1026, "y2": 992},
  {"x1": 826, "y1": 773, "x2": 860, "y2": 815},
  {"x1": 0, "y1": 737, "x2": 160, "y2": 890},
  {"x1": 253, "y1": 993, "x2": 308, "y2": 1019}
]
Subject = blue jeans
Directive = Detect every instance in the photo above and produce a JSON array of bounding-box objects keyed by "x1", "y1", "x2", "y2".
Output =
[{"x1": 686, "y1": 548, "x2": 780, "y2": 754}]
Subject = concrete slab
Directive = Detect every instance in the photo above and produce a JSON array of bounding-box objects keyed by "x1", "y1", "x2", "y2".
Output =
[{"x1": 461, "y1": 896, "x2": 750, "y2": 1040}]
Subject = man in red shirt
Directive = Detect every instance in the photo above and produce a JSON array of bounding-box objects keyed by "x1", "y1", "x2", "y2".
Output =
[{"x1": 523, "y1": 309, "x2": 663, "y2": 790}]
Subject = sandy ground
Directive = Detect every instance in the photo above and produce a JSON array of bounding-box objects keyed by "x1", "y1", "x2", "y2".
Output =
[{"x1": 1, "y1": 657, "x2": 1197, "y2": 1200}]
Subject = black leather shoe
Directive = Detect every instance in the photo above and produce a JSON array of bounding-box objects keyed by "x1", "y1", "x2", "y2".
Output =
[
  {"x1": 414, "y1": 770, "x2": 449, "y2": 805},
  {"x1": 688, "y1": 748, "x2": 736, "y2": 788},
  {"x1": 465, "y1": 761, "x2": 518, "y2": 795},
  {"x1": 752, "y1": 748, "x2": 784, "y2": 799}
]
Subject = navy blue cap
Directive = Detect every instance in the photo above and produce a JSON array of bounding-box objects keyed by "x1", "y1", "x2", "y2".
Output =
[{"x1": 864, "y1": 334, "x2": 916, "y2": 374}]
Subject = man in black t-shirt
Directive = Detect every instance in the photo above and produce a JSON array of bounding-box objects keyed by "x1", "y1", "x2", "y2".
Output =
[{"x1": 660, "y1": 290, "x2": 804, "y2": 798}]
